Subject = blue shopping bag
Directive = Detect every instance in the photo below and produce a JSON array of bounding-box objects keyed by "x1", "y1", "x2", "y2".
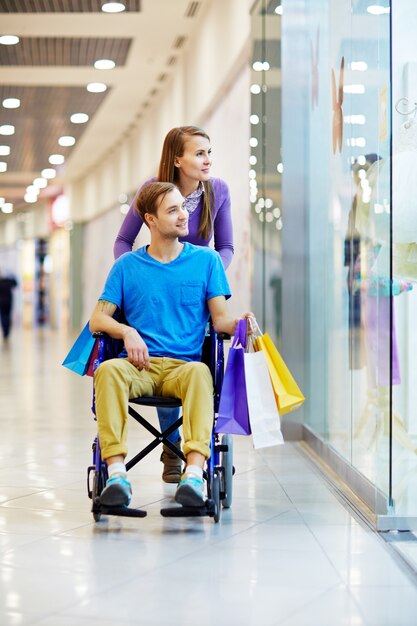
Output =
[
  {"x1": 62, "y1": 321, "x2": 97, "y2": 376},
  {"x1": 215, "y1": 319, "x2": 251, "y2": 436}
]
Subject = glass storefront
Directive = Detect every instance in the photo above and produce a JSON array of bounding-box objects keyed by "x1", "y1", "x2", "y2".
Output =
[
  {"x1": 391, "y1": 1, "x2": 417, "y2": 524},
  {"x1": 250, "y1": 0, "x2": 283, "y2": 346},
  {"x1": 255, "y1": 0, "x2": 417, "y2": 529}
]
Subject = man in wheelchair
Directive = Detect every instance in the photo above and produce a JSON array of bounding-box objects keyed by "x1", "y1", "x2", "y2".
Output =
[{"x1": 90, "y1": 181, "x2": 251, "y2": 509}]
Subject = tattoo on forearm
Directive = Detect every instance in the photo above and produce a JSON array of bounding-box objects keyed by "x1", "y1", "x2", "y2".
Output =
[{"x1": 97, "y1": 300, "x2": 116, "y2": 315}]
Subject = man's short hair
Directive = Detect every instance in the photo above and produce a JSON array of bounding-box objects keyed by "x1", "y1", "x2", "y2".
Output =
[{"x1": 134, "y1": 182, "x2": 178, "y2": 226}]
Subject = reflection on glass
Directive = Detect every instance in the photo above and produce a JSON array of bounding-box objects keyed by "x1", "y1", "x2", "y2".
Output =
[{"x1": 250, "y1": 0, "x2": 282, "y2": 344}]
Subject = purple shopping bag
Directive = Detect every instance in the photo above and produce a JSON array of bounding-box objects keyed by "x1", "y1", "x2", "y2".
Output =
[{"x1": 215, "y1": 319, "x2": 251, "y2": 436}]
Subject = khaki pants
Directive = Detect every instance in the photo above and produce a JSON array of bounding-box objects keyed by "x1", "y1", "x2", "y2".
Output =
[{"x1": 94, "y1": 357, "x2": 213, "y2": 460}]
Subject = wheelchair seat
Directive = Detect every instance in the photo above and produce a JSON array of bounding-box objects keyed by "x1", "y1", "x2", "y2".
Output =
[{"x1": 130, "y1": 396, "x2": 181, "y2": 408}]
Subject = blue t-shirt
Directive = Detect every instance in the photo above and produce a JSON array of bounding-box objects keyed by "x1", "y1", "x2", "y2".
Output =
[{"x1": 99, "y1": 242, "x2": 231, "y2": 361}]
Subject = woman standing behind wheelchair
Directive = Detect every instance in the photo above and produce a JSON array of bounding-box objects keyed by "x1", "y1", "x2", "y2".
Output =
[{"x1": 113, "y1": 125, "x2": 234, "y2": 484}]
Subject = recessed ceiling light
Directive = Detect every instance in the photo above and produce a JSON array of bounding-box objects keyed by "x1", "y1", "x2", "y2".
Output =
[
  {"x1": 0, "y1": 197, "x2": 4, "y2": 206},
  {"x1": 0, "y1": 162, "x2": 7, "y2": 173},
  {"x1": 33, "y1": 177, "x2": 48, "y2": 188},
  {"x1": 26, "y1": 185, "x2": 39, "y2": 195},
  {"x1": 0, "y1": 35, "x2": 19, "y2": 45},
  {"x1": 70, "y1": 113, "x2": 89, "y2": 124},
  {"x1": 41, "y1": 168, "x2": 56, "y2": 179},
  {"x1": 48, "y1": 154, "x2": 65, "y2": 165},
  {"x1": 2, "y1": 98, "x2": 20, "y2": 109},
  {"x1": 101, "y1": 2, "x2": 126, "y2": 13},
  {"x1": 367, "y1": 5, "x2": 390, "y2": 15},
  {"x1": 94, "y1": 59, "x2": 116, "y2": 70},
  {"x1": 58, "y1": 136, "x2": 75, "y2": 147},
  {"x1": 1, "y1": 202, "x2": 13, "y2": 213},
  {"x1": 24, "y1": 193, "x2": 37, "y2": 204},
  {"x1": 0, "y1": 125, "x2": 15, "y2": 135},
  {"x1": 0, "y1": 145, "x2": 10, "y2": 156},
  {"x1": 86, "y1": 82, "x2": 107, "y2": 93}
]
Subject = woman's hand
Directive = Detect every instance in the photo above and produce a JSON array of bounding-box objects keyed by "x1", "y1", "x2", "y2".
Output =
[{"x1": 123, "y1": 328, "x2": 150, "y2": 370}]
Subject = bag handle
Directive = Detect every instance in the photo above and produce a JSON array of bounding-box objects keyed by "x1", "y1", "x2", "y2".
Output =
[
  {"x1": 244, "y1": 317, "x2": 262, "y2": 353},
  {"x1": 248, "y1": 317, "x2": 262, "y2": 337},
  {"x1": 232, "y1": 318, "x2": 247, "y2": 349}
]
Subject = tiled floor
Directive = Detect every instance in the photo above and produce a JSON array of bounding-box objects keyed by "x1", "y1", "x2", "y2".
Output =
[{"x1": 1, "y1": 328, "x2": 417, "y2": 625}]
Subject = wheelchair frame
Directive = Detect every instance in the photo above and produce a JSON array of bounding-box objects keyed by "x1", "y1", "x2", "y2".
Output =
[{"x1": 87, "y1": 325, "x2": 234, "y2": 523}]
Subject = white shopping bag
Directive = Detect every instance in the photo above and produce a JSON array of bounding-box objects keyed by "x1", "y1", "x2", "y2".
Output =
[{"x1": 244, "y1": 349, "x2": 284, "y2": 448}]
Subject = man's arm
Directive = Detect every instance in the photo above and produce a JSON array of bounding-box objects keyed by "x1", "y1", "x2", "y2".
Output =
[
  {"x1": 208, "y1": 295, "x2": 253, "y2": 336},
  {"x1": 89, "y1": 300, "x2": 150, "y2": 370}
]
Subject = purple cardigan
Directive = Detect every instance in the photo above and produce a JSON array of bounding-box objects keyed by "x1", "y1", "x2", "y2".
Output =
[{"x1": 113, "y1": 177, "x2": 234, "y2": 269}]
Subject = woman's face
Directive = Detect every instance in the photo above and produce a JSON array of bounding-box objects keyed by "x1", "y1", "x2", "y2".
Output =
[{"x1": 175, "y1": 135, "x2": 212, "y2": 183}]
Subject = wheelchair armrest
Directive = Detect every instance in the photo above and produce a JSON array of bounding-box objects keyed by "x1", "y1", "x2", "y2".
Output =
[{"x1": 92, "y1": 331, "x2": 108, "y2": 338}]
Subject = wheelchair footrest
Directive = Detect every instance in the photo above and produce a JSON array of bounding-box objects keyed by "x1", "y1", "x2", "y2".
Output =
[
  {"x1": 100, "y1": 505, "x2": 147, "y2": 518},
  {"x1": 160, "y1": 499, "x2": 215, "y2": 518}
]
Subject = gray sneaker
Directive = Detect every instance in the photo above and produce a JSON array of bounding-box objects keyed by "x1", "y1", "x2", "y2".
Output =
[
  {"x1": 175, "y1": 475, "x2": 205, "y2": 507},
  {"x1": 100, "y1": 475, "x2": 132, "y2": 506}
]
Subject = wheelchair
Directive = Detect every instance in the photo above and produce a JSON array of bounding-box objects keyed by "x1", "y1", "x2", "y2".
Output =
[{"x1": 87, "y1": 324, "x2": 234, "y2": 523}]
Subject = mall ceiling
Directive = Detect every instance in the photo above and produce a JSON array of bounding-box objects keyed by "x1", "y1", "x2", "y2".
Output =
[{"x1": 0, "y1": 0, "x2": 204, "y2": 216}]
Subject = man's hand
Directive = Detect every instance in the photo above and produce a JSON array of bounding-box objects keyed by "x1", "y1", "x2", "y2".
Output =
[
  {"x1": 229, "y1": 312, "x2": 256, "y2": 336},
  {"x1": 123, "y1": 328, "x2": 150, "y2": 370}
]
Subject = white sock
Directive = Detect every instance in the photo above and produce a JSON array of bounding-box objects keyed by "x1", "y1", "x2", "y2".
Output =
[
  {"x1": 185, "y1": 465, "x2": 203, "y2": 480},
  {"x1": 108, "y1": 462, "x2": 127, "y2": 478}
]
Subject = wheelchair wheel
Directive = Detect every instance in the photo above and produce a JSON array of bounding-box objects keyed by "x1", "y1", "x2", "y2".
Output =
[
  {"x1": 221, "y1": 434, "x2": 234, "y2": 509},
  {"x1": 212, "y1": 471, "x2": 221, "y2": 523}
]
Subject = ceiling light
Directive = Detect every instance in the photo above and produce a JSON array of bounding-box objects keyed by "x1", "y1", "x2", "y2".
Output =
[
  {"x1": 343, "y1": 84, "x2": 365, "y2": 94},
  {"x1": 48, "y1": 154, "x2": 65, "y2": 165},
  {"x1": 26, "y1": 185, "x2": 39, "y2": 195},
  {"x1": 0, "y1": 35, "x2": 19, "y2": 45},
  {"x1": 86, "y1": 82, "x2": 107, "y2": 93},
  {"x1": 367, "y1": 5, "x2": 390, "y2": 15},
  {"x1": 0, "y1": 145, "x2": 10, "y2": 156},
  {"x1": 275, "y1": 5, "x2": 283, "y2": 15},
  {"x1": 250, "y1": 84, "x2": 261, "y2": 94},
  {"x1": 24, "y1": 193, "x2": 37, "y2": 204},
  {"x1": 2, "y1": 98, "x2": 20, "y2": 109},
  {"x1": 41, "y1": 168, "x2": 56, "y2": 179},
  {"x1": 0, "y1": 162, "x2": 7, "y2": 172},
  {"x1": 94, "y1": 59, "x2": 116, "y2": 70},
  {"x1": 1, "y1": 202, "x2": 13, "y2": 213},
  {"x1": 351, "y1": 61, "x2": 368, "y2": 71},
  {"x1": 249, "y1": 137, "x2": 258, "y2": 147},
  {"x1": 33, "y1": 177, "x2": 48, "y2": 188},
  {"x1": 0, "y1": 125, "x2": 15, "y2": 135},
  {"x1": 70, "y1": 113, "x2": 89, "y2": 124},
  {"x1": 250, "y1": 114, "x2": 259, "y2": 124},
  {"x1": 101, "y1": 2, "x2": 126, "y2": 13},
  {"x1": 0, "y1": 197, "x2": 4, "y2": 206},
  {"x1": 252, "y1": 61, "x2": 270, "y2": 71},
  {"x1": 58, "y1": 136, "x2": 75, "y2": 147}
]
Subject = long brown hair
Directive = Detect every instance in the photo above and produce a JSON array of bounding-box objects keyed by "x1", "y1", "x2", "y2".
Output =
[{"x1": 157, "y1": 126, "x2": 214, "y2": 240}]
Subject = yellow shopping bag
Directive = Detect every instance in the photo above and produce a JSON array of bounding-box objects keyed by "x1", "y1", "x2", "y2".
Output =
[{"x1": 254, "y1": 333, "x2": 305, "y2": 415}]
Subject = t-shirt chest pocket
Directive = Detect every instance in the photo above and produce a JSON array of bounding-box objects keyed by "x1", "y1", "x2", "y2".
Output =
[{"x1": 181, "y1": 280, "x2": 203, "y2": 306}]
